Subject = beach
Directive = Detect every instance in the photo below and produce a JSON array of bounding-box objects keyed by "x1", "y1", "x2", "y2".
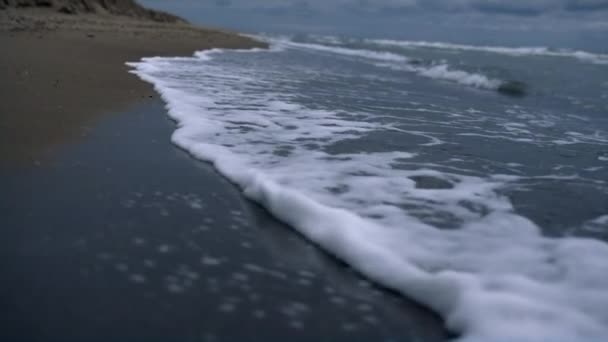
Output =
[
  {"x1": 6, "y1": 2, "x2": 607, "y2": 340},
  {"x1": 0, "y1": 7, "x2": 264, "y2": 164},
  {"x1": 0, "y1": 5, "x2": 446, "y2": 341}
]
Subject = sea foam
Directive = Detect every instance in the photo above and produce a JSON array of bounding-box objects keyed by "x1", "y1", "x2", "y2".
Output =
[
  {"x1": 376, "y1": 62, "x2": 502, "y2": 90},
  {"x1": 128, "y1": 48, "x2": 608, "y2": 342},
  {"x1": 277, "y1": 39, "x2": 410, "y2": 62}
]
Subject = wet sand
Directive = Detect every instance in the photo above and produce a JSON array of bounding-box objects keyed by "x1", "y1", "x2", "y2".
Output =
[{"x1": 0, "y1": 99, "x2": 446, "y2": 341}]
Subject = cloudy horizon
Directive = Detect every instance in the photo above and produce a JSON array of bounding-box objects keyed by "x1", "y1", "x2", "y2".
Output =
[{"x1": 141, "y1": 0, "x2": 608, "y2": 51}]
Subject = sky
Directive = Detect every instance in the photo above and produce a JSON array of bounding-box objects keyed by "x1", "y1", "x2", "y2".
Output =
[{"x1": 141, "y1": 0, "x2": 608, "y2": 51}]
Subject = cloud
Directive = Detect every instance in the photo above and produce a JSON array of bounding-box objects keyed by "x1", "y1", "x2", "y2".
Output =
[
  {"x1": 470, "y1": 0, "x2": 559, "y2": 16},
  {"x1": 210, "y1": 0, "x2": 608, "y2": 15},
  {"x1": 356, "y1": 0, "x2": 608, "y2": 15},
  {"x1": 565, "y1": 0, "x2": 608, "y2": 11},
  {"x1": 141, "y1": 0, "x2": 608, "y2": 19},
  {"x1": 214, "y1": 0, "x2": 232, "y2": 8}
]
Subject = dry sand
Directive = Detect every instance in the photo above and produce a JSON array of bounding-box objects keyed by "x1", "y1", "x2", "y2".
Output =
[{"x1": 0, "y1": 8, "x2": 265, "y2": 165}]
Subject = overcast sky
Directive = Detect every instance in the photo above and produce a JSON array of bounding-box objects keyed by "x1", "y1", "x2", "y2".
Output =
[{"x1": 141, "y1": 0, "x2": 608, "y2": 51}]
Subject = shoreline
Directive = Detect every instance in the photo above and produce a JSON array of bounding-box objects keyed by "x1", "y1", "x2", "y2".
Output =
[
  {"x1": 0, "y1": 90, "x2": 446, "y2": 342},
  {"x1": 0, "y1": 7, "x2": 265, "y2": 165},
  {"x1": 1, "y1": 5, "x2": 448, "y2": 341}
]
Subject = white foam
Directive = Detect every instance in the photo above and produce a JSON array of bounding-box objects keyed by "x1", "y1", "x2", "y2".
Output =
[
  {"x1": 393, "y1": 64, "x2": 503, "y2": 90},
  {"x1": 367, "y1": 39, "x2": 608, "y2": 65},
  {"x1": 582, "y1": 215, "x2": 608, "y2": 233},
  {"x1": 592, "y1": 215, "x2": 608, "y2": 225},
  {"x1": 308, "y1": 34, "x2": 344, "y2": 45},
  {"x1": 129, "y1": 49, "x2": 608, "y2": 342},
  {"x1": 378, "y1": 62, "x2": 502, "y2": 90}
]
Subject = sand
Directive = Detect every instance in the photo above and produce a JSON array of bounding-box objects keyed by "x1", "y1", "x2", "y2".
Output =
[
  {"x1": 0, "y1": 8, "x2": 265, "y2": 164},
  {"x1": 0, "y1": 99, "x2": 446, "y2": 341}
]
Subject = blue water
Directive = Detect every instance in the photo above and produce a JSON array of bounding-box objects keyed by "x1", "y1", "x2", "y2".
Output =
[{"x1": 130, "y1": 35, "x2": 608, "y2": 341}]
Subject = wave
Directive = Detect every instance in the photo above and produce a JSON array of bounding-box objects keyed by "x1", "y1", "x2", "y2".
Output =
[
  {"x1": 376, "y1": 62, "x2": 504, "y2": 91},
  {"x1": 276, "y1": 38, "x2": 410, "y2": 62},
  {"x1": 128, "y1": 48, "x2": 608, "y2": 342},
  {"x1": 366, "y1": 39, "x2": 608, "y2": 65},
  {"x1": 273, "y1": 38, "x2": 513, "y2": 92}
]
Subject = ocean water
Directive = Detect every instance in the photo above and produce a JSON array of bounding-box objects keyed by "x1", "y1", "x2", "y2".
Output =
[{"x1": 129, "y1": 35, "x2": 608, "y2": 341}]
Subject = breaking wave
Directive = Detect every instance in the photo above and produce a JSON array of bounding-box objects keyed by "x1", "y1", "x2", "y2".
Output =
[
  {"x1": 366, "y1": 39, "x2": 608, "y2": 65},
  {"x1": 273, "y1": 38, "x2": 513, "y2": 92}
]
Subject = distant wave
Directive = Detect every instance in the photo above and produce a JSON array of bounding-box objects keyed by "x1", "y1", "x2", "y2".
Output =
[
  {"x1": 277, "y1": 39, "x2": 409, "y2": 62},
  {"x1": 277, "y1": 38, "x2": 516, "y2": 93},
  {"x1": 366, "y1": 39, "x2": 608, "y2": 65}
]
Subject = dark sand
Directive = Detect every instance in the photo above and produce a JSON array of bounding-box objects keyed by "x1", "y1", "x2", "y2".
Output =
[
  {"x1": 0, "y1": 99, "x2": 446, "y2": 341},
  {"x1": 0, "y1": 7, "x2": 447, "y2": 342}
]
